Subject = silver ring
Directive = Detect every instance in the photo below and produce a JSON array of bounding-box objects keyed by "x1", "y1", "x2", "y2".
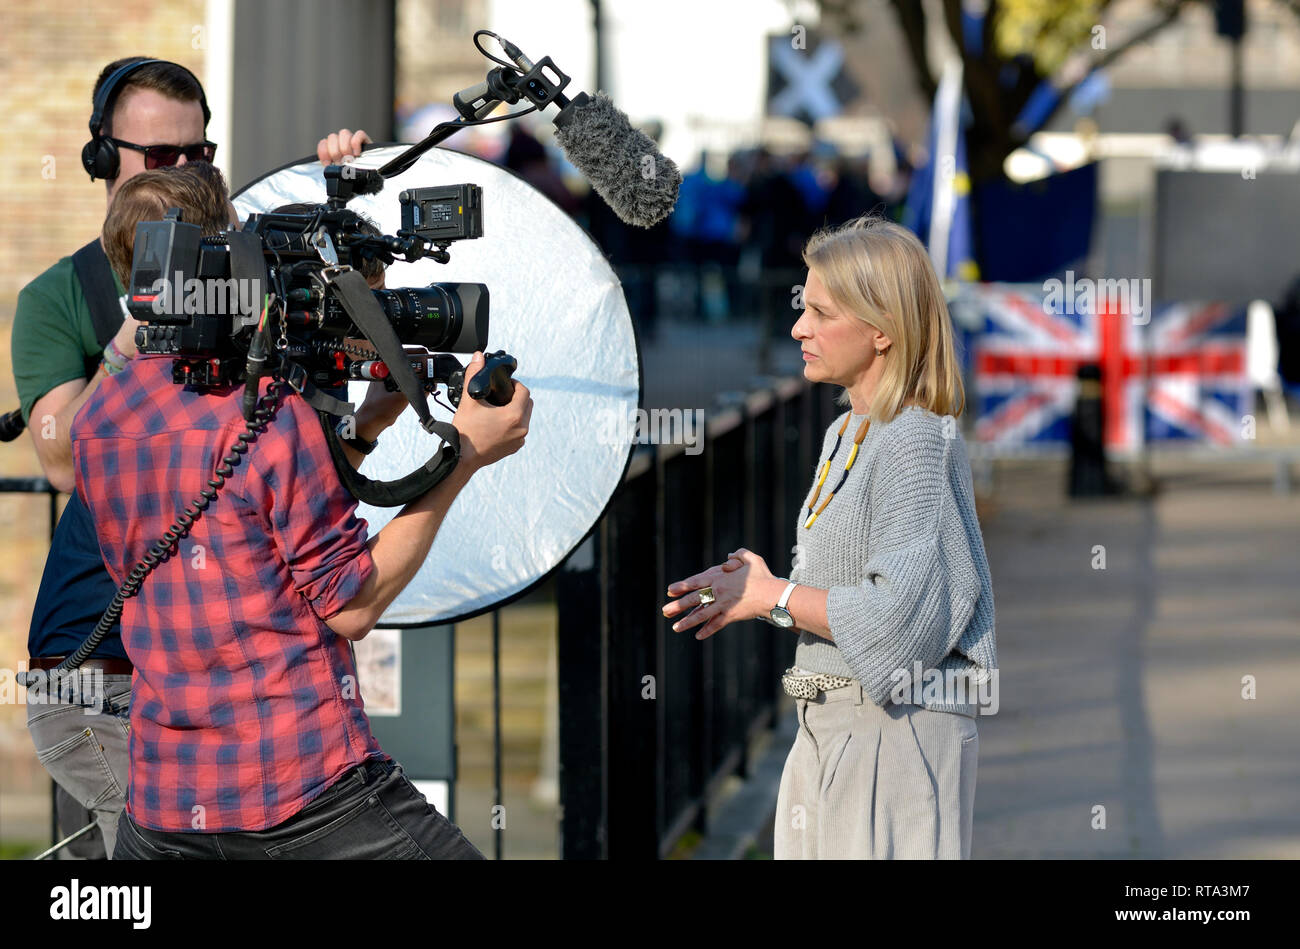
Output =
[{"x1": 697, "y1": 586, "x2": 715, "y2": 605}]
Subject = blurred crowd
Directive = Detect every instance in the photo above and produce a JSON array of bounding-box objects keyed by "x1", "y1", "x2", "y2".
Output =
[{"x1": 494, "y1": 125, "x2": 915, "y2": 341}]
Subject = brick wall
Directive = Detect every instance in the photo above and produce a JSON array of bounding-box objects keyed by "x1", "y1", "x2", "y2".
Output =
[{"x1": 0, "y1": 0, "x2": 207, "y2": 308}]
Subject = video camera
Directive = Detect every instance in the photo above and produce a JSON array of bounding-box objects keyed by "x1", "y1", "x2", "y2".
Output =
[{"x1": 127, "y1": 172, "x2": 512, "y2": 409}]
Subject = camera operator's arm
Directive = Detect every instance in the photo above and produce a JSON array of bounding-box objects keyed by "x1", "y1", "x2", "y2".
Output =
[
  {"x1": 337, "y1": 381, "x2": 407, "y2": 470},
  {"x1": 326, "y1": 353, "x2": 533, "y2": 639},
  {"x1": 14, "y1": 275, "x2": 138, "y2": 493}
]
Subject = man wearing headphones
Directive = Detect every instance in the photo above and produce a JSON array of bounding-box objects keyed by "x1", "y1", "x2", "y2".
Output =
[{"x1": 12, "y1": 55, "x2": 371, "y2": 858}]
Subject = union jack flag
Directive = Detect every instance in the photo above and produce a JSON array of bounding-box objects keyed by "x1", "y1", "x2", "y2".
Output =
[{"x1": 959, "y1": 284, "x2": 1250, "y2": 452}]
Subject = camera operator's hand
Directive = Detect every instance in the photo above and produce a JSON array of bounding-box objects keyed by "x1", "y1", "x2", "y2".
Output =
[
  {"x1": 113, "y1": 314, "x2": 139, "y2": 361},
  {"x1": 356, "y1": 380, "x2": 406, "y2": 433},
  {"x1": 317, "y1": 128, "x2": 372, "y2": 165},
  {"x1": 452, "y1": 352, "x2": 532, "y2": 472}
]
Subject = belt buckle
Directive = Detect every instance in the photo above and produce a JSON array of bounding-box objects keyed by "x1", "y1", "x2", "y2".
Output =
[
  {"x1": 781, "y1": 668, "x2": 821, "y2": 700},
  {"x1": 781, "y1": 667, "x2": 854, "y2": 700},
  {"x1": 284, "y1": 360, "x2": 309, "y2": 395}
]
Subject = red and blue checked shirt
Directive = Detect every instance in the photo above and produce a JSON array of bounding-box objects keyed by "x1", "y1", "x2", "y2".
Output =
[{"x1": 71, "y1": 354, "x2": 386, "y2": 833}]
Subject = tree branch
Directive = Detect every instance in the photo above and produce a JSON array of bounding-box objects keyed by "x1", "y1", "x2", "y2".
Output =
[
  {"x1": 885, "y1": 0, "x2": 938, "y2": 102},
  {"x1": 942, "y1": 0, "x2": 1016, "y2": 179},
  {"x1": 1015, "y1": 0, "x2": 1188, "y2": 145}
]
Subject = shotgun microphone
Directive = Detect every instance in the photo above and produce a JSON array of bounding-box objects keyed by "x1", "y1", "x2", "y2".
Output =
[
  {"x1": 494, "y1": 35, "x2": 680, "y2": 228},
  {"x1": 550, "y1": 91, "x2": 681, "y2": 229},
  {"x1": 396, "y1": 32, "x2": 682, "y2": 229}
]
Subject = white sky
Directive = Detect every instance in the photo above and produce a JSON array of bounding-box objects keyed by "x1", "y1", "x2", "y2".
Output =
[{"x1": 487, "y1": 0, "x2": 819, "y2": 162}]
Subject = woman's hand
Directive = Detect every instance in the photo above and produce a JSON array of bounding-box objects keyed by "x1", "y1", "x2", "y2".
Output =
[{"x1": 661, "y1": 547, "x2": 780, "y2": 640}]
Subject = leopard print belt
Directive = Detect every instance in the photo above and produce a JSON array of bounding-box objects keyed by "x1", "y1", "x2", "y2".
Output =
[{"x1": 781, "y1": 666, "x2": 856, "y2": 699}]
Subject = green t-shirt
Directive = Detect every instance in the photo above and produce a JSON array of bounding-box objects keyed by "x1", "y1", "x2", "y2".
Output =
[{"x1": 11, "y1": 253, "x2": 125, "y2": 425}]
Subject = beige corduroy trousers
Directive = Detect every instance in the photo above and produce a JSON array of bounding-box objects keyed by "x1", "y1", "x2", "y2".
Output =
[{"x1": 773, "y1": 682, "x2": 978, "y2": 859}]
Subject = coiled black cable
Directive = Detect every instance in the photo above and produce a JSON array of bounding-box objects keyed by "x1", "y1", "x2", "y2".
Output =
[{"x1": 52, "y1": 381, "x2": 287, "y2": 712}]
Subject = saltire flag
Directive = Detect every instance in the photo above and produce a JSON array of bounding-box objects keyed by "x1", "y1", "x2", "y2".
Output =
[
  {"x1": 960, "y1": 284, "x2": 1250, "y2": 452},
  {"x1": 766, "y1": 32, "x2": 859, "y2": 126}
]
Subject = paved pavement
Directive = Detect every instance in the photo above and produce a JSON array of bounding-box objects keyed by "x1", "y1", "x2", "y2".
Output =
[
  {"x1": 969, "y1": 452, "x2": 1300, "y2": 858},
  {"x1": 701, "y1": 450, "x2": 1300, "y2": 860}
]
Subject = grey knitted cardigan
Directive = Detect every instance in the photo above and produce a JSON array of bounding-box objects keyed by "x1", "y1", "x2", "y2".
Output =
[{"x1": 790, "y1": 404, "x2": 997, "y2": 715}]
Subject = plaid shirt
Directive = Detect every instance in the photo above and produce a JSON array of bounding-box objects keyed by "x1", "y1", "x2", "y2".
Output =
[{"x1": 72, "y1": 354, "x2": 385, "y2": 833}]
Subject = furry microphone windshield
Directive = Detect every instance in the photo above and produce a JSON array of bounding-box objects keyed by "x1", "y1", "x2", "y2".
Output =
[{"x1": 553, "y1": 92, "x2": 682, "y2": 229}]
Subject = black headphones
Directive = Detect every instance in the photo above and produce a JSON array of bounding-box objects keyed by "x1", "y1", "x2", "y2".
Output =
[{"x1": 81, "y1": 58, "x2": 211, "y2": 181}]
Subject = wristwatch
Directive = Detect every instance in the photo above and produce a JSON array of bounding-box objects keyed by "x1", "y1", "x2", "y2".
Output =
[
  {"x1": 763, "y1": 580, "x2": 799, "y2": 628},
  {"x1": 335, "y1": 418, "x2": 378, "y2": 456}
]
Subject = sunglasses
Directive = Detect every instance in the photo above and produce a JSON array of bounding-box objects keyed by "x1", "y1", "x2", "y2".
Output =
[{"x1": 108, "y1": 137, "x2": 217, "y2": 169}]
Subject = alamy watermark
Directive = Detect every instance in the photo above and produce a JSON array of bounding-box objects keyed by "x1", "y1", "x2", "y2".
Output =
[
  {"x1": 888, "y1": 661, "x2": 1000, "y2": 715},
  {"x1": 147, "y1": 273, "x2": 261, "y2": 319},
  {"x1": 594, "y1": 407, "x2": 705, "y2": 455},
  {"x1": 50, "y1": 879, "x2": 151, "y2": 929},
  {"x1": 1042, "y1": 270, "x2": 1152, "y2": 325},
  {"x1": 0, "y1": 664, "x2": 108, "y2": 714}
]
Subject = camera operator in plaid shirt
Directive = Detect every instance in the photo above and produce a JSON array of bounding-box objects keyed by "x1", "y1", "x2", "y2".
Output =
[{"x1": 72, "y1": 167, "x2": 533, "y2": 859}]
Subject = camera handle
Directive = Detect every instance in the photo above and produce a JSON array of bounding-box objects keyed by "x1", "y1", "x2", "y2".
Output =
[
  {"x1": 415, "y1": 351, "x2": 516, "y2": 409},
  {"x1": 465, "y1": 351, "x2": 518, "y2": 406}
]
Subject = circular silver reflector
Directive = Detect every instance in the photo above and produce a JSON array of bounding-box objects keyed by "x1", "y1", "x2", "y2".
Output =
[{"x1": 233, "y1": 144, "x2": 640, "y2": 625}]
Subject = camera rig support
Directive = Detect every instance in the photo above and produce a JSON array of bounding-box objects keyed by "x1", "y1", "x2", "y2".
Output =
[{"x1": 233, "y1": 29, "x2": 583, "y2": 503}]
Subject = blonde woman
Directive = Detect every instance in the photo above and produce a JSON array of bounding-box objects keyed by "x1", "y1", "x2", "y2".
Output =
[{"x1": 661, "y1": 216, "x2": 996, "y2": 859}]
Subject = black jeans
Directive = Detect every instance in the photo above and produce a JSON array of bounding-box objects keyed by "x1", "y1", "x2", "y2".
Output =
[{"x1": 113, "y1": 758, "x2": 484, "y2": 859}]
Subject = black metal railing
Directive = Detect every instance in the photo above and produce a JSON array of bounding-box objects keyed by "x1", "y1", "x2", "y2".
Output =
[{"x1": 556, "y1": 377, "x2": 840, "y2": 858}]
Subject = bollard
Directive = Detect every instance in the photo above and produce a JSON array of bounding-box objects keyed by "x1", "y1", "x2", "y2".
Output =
[{"x1": 1068, "y1": 364, "x2": 1114, "y2": 497}]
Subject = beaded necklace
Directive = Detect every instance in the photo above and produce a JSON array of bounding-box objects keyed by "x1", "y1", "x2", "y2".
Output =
[{"x1": 804, "y1": 413, "x2": 870, "y2": 528}]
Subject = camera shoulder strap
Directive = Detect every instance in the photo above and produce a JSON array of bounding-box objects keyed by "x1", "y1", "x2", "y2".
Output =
[
  {"x1": 325, "y1": 268, "x2": 456, "y2": 444},
  {"x1": 317, "y1": 267, "x2": 463, "y2": 507},
  {"x1": 281, "y1": 360, "x2": 355, "y2": 417},
  {"x1": 318, "y1": 407, "x2": 461, "y2": 508},
  {"x1": 277, "y1": 359, "x2": 460, "y2": 507},
  {"x1": 71, "y1": 239, "x2": 125, "y2": 351}
]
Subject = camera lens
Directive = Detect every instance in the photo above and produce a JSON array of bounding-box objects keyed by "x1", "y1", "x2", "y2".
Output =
[{"x1": 368, "y1": 283, "x2": 488, "y2": 354}]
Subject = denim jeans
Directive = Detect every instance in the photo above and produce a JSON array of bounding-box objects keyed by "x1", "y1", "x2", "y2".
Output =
[
  {"x1": 113, "y1": 757, "x2": 484, "y2": 859},
  {"x1": 26, "y1": 672, "x2": 133, "y2": 858}
]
